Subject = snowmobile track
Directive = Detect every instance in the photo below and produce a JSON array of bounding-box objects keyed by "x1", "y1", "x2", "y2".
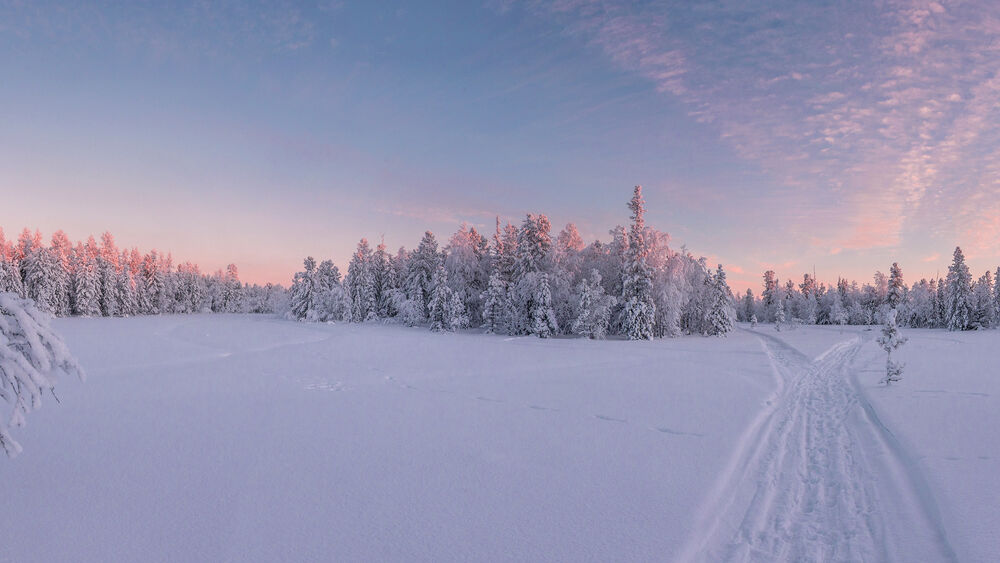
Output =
[{"x1": 679, "y1": 330, "x2": 957, "y2": 562}]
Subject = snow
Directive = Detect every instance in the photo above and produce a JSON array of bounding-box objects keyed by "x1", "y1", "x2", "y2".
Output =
[{"x1": 1, "y1": 316, "x2": 998, "y2": 561}]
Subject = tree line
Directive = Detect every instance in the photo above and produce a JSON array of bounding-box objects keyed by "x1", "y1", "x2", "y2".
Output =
[
  {"x1": 0, "y1": 228, "x2": 283, "y2": 317},
  {"x1": 741, "y1": 247, "x2": 1000, "y2": 331},
  {"x1": 287, "y1": 186, "x2": 737, "y2": 339}
]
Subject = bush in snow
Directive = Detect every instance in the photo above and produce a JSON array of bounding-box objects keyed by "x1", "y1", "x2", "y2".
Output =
[
  {"x1": 877, "y1": 308, "x2": 907, "y2": 385},
  {"x1": 750, "y1": 314, "x2": 758, "y2": 328},
  {"x1": 0, "y1": 292, "x2": 84, "y2": 457}
]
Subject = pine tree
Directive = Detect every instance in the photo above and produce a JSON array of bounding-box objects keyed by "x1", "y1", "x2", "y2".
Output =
[
  {"x1": 742, "y1": 289, "x2": 755, "y2": 323},
  {"x1": 705, "y1": 264, "x2": 735, "y2": 336},
  {"x1": 774, "y1": 296, "x2": 786, "y2": 331},
  {"x1": 762, "y1": 270, "x2": 777, "y2": 322},
  {"x1": 620, "y1": 186, "x2": 655, "y2": 340},
  {"x1": 877, "y1": 309, "x2": 907, "y2": 385},
  {"x1": 945, "y1": 246, "x2": 973, "y2": 331},
  {"x1": 972, "y1": 270, "x2": 994, "y2": 329}
]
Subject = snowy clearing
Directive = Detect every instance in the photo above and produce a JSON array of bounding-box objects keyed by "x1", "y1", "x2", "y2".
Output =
[{"x1": 1, "y1": 316, "x2": 997, "y2": 562}]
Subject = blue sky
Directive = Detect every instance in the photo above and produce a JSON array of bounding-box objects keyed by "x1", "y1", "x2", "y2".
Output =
[{"x1": 2, "y1": 1, "x2": 999, "y2": 290}]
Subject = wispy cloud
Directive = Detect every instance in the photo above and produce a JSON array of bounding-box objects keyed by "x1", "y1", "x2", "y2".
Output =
[{"x1": 504, "y1": 0, "x2": 1000, "y2": 255}]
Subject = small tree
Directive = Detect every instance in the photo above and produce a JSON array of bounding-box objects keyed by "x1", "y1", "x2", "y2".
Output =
[
  {"x1": 774, "y1": 298, "x2": 786, "y2": 331},
  {"x1": 572, "y1": 270, "x2": 616, "y2": 339},
  {"x1": 1, "y1": 292, "x2": 85, "y2": 457},
  {"x1": 750, "y1": 314, "x2": 758, "y2": 328},
  {"x1": 877, "y1": 308, "x2": 907, "y2": 385}
]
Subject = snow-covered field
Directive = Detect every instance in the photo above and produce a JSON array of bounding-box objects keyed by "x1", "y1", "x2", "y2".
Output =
[{"x1": 1, "y1": 316, "x2": 997, "y2": 562}]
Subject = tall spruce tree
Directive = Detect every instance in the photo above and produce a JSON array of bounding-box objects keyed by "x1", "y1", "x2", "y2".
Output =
[
  {"x1": 945, "y1": 246, "x2": 972, "y2": 331},
  {"x1": 620, "y1": 186, "x2": 655, "y2": 340}
]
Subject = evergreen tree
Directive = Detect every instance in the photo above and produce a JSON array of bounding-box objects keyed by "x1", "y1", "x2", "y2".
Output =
[
  {"x1": 71, "y1": 248, "x2": 100, "y2": 317},
  {"x1": 428, "y1": 263, "x2": 451, "y2": 332},
  {"x1": 620, "y1": 186, "x2": 655, "y2": 340},
  {"x1": 972, "y1": 270, "x2": 994, "y2": 329},
  {"x1": 221, "y1": 264, "x2": 243, "y2": 313},
  {"x1": 945, "y1": 247, "x2": 973, "y2": 331},
  {"x1": 572, "y1": 270, "x2": 615, "y2": 339},
  {"x1": 481, "y1": 268, "x2": 508, "y2": 334},
  {"x1": 22, "y1": 248, "x2": 61, "y2": 314},
  {"x1": 705, "y1": 264, "x2": 735, "y2": 336},
  {"x1": 762, "y1": 270, "x2": 778, "y2": 322},
  {"x1": 0, "y1": 292, "x2": 84, "y2": 457},
  {"x1": 887, "y1": 262, "x2": 905, "y2": 309},
  {"x1": 741, "y1": 289, "x2": 755, "y2": 323},
  {"x1": 529, "y1": 272, "x2": 558, "y2": 338},
  {"x1": 774, "y1": 296, "x2": 786, "y2": 331},
  {"x1": 346, "y1": 239, "x2": 377, "y2": 322},
  {"x1": 877, "y1": 309, "x2": 907, "y2": 385},
  {"x1": 995, "y1": 267, "x2": 1000, "y2": 328},
  {"x1": 289, "y1": 257, "x2": 318, "y2": 321},
  {"x1": 403, "y1": 231, "x2": 441, "y2": 324},
  {"x1": 50, "y1": 230, "x2": 73, "y2": 316},
  {"x1": 0, "y1": 257, "x2": 24, "y2": 297}
]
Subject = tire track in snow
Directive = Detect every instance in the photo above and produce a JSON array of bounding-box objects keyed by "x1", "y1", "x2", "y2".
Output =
[{"x1": 679, "y1": 330, "x2": 956, "y2": 562}]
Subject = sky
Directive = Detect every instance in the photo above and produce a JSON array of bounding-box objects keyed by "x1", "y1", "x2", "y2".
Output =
[{"x1": 2, "y1": 0, "x2": 999, "y2": 292}]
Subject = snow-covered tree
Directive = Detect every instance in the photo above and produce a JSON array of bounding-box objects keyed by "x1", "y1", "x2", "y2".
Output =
[
  {"x1": 620, "y1": 186, "x2": 655, "y2": 340},
  {"x1": 877, "y1": 308, "x2": 907, "y2": 385},
  {"x1": 402, "y1": 231, "x2": 441, "y2": 324},
  {"x1": 0, "y1": 258, "x2": 23, "y2": 297},
  {"x1": 972, "y1": 270, "x2": 995, "y2": 329},
  {"x1": 572, "y1": 270, "x2": 616, "y2": 339},
  {"x1": 221, "y1": 264, "x2": 244, "y2": 313},
  {"x1": 887, "y1": 262, "x2": 905, "y2": 309},
  {"x1": 528, "y1": 272, "x2": 558, "y2": 338},
  {"x1": 762, "y1": 270, "x2": 778, "y2": 322},
  {"x1": 995, "y1": 267, "x2": 1000, "y2": 328},
  {"x1": 0, "y1": 292, "x2": 85, "y2": 456},
  {"x1": 774, "y1": 296, "x2": 786, "y2": 331},
  {"x1": 705, "y1": 264, "x2": 735, "y2": 336},
  {"x1": 945, "y1": 246, "x2": 973, "y2": 331},
  {"x1": 22, "y1": 248, "x2": 62, "y2": 315},
  {"x1": 481, "y1": 268, "x2": 509, "y2": 334},
  {"x1": 289, "y1": 257, "x2": 319, "y2": 321},
  {"x1": 49, "y1": 230, "x2": 73, "y2": 316},
  {"x1": 428, "y1": 263, "x2": 467, "y2": 332}
]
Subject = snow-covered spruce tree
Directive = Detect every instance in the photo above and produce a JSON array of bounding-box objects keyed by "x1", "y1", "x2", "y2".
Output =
[
  {"x1": 445, "y1": 288, "x2": 469, "y2": 332},
  {"x1": 71, "y1": 249, "x2": 100, "y2": 317},
  {"x1": 97, "y1": 255, "x2": 121, "y2": 317},
  {"x1": 774, "y1": 296, "x2": 786, "y2": 331},
  {"x1": 620, "y1": 186, "x2": 655, "y2": 340},
  {"x1": 887, "y1": 262, "x2": 905, "y2": 309},
  {"x1": 972, "y1": 270, "x2": 994, "y2": 329},
  {"x1": 50, "y1": 230, "x2": 74, "y2": 316},
  {"x1": 529, "y1": 272, "x2": 559, "y2": 338},
  {"x1": 510, "y1": 214, "x2": 556, "y2": 335},
  {"x1": 762, "y1": 270, "x2": 777, "y2": 322},
  {"x1": 289, "y1": 257, "x2": 318, "y2": 321},
  {"x1": 481, "y1": 268, "x2": 508, "y2": 334},
  {"x1": 572, "y1": 270, "x2": 616, "y2": 339},
  {"x1": 221, "y1": 264, "x2": 244, "y2": 313},
  {"x1": 372, "y1": 240, "x2": 395, "y2": 318},
  {"x1": 346, "y1": 238, "x2": 377, "y2": 322},
  {"x1": 945, "y1": 246, "x2": 973, "y2": 331},
  {"x1": 116, "y1": 266, "x2": 138, "y2": 316},
  {"x1": 428, "y1": 263, "x2": 452, "y2": 332},
  {"x1": 995, "y1": 267, "x2": 1000, "y2": 328},
  {"x1": 750, "y1": 314, "x2": 758, "y2": 328},
  {"x1": 0, "y1": 292, "x2": 85, "y2": 457},
  {"x1": 741, "y1": 289, "x2": 755, "y2": 323},
  {"x1": 402, "y1": 231, "x2": 441, "y2": 325},
  {"x1": 22, "y1": 248, "x2": 62, "y2": 315},
  {"x1": 0, "y1": 258, "x2": 24, "y2": 297},
  {"x1": 705, "y1": 264, "x2": 735, "y2": 336},
  {"x1": 877, "y1": 308, "x2": 907, "y2": 385}
]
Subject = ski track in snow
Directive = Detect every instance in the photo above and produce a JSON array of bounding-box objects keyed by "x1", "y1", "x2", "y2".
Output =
[{"x1": 680, "y1": 329, "x2": 957, "y2": 562}]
